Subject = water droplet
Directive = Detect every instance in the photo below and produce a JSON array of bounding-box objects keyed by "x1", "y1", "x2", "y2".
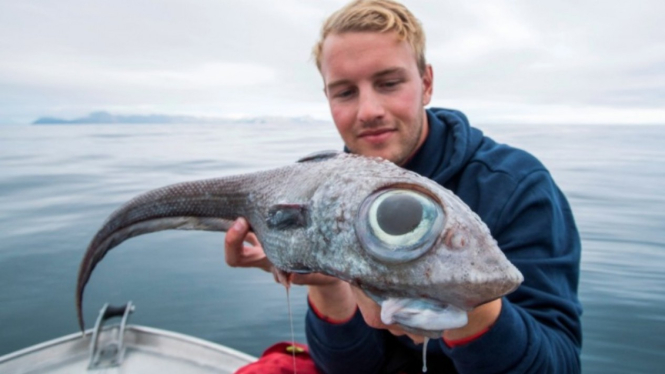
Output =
[{"x1": 422, "y1": 336, "x2": 430, "y2": 372}]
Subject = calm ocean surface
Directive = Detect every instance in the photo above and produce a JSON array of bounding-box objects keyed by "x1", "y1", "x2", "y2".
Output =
[{"x1": 0, "y1": 122, "x2": 663, "y2": 373}]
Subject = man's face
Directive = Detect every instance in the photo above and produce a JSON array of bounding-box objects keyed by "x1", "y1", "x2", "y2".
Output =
[{"x1": 320, "y1": 31, "x2": 433, "y2": 166}]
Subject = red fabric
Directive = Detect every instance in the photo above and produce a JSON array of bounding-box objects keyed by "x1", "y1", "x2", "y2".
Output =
[
  {"x1": 443, "y1": 325, "x2": 491, "y2": 348},
  {"x1": 234, "y1": 342, "x2": 321, "y2": 374}
]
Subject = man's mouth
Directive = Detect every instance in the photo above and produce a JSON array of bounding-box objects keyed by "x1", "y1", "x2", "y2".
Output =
[{"x1": 358, "y1": 128, "x2": 395, "y2": 144}]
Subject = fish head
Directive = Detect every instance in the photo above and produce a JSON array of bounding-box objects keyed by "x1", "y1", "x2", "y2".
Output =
[{"x1": 306, "y1": 156, "x2": 524, "y2": 337}]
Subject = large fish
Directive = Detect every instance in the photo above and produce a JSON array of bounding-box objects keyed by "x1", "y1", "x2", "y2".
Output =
[{"x1": 76, "y1": 151, "x2": 523, "y2": 337}]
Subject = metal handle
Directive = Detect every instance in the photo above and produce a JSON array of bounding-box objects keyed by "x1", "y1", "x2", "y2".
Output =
[
  {"x1": 103, "y1": 304, "x2": 131, "y2": 320},
  {"x1": 87, "y1": 301, "x2": 135, "y2": 369}
]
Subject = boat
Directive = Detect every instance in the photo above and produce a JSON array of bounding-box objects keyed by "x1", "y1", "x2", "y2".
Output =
[{"x1": 0, "y1": 302, "x2": 257, "y2": 373}]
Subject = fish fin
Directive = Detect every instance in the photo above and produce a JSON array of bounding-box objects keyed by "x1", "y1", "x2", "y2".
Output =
[
  {"x1": 267, "y1": 204, "x2": 309, "y2": 229},
  {"x1": 297, "y1": 150, "x2": 340, "y2": 163}
]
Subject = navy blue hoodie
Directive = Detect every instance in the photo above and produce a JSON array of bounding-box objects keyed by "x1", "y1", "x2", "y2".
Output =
[{"x1": 306, "y1": 108, "x2": 582, "y2": 373}]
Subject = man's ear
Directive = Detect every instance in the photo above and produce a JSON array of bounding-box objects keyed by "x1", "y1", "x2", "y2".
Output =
[{"x1": 422, "y1": 64, "x2": 433, "y2": 106}]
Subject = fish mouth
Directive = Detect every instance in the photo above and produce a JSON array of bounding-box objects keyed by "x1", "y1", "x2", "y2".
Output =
[{"x1": 367, "y1": 292, "x2": 468, "y2": 338}]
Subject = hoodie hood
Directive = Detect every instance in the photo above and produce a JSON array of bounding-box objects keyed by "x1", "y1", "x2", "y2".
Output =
[{"x1": 403, "y1": 108, "x2": 484, "y2": 186}]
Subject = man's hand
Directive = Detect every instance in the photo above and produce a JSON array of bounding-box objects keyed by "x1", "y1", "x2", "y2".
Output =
[
  {"x1": 224, "y1": 217, "x2": 272, "y2": 272},
  {"x1": 442, "y1": 298, "x2": 501, "y2": 342}
]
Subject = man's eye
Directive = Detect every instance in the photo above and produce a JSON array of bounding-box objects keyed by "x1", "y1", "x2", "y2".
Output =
[
  {"x1": 335, "y1": 89, "x2": 355, "y2": 99},
  {"x1": 379, "y1": 80, "x2": 401, "y2": 89}
]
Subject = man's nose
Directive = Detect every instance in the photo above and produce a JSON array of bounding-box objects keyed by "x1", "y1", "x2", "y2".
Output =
[{"x1": 357, "y1": 89, "x2": 385, "y2": 124}]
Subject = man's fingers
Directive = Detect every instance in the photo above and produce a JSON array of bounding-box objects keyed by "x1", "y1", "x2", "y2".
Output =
[
  {"x1": 225, "y1": 218, "x2": 253, "y2": 266},
  {"x1": 245, "y1": 231, "x2": 260, "y2": 247},
  {"x1": 225, "y1": 218, "x2": 248, "y2": 246},
  {"x1": 224, "y1": 218, "x2": 273, "y2": 272}
]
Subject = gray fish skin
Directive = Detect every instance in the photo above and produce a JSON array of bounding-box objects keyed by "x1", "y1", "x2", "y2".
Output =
[{"x1": 76, "y1": 152, "x2": 523, "y2": 336}]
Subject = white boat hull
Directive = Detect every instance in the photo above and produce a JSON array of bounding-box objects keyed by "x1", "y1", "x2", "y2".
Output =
[{"x1": 0, "y1": 325, "x2": 256, "y2": 374}]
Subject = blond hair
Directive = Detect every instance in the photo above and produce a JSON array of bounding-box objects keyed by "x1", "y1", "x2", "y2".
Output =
[{"x1": 313, "y1": 0, "x2": 427, "y2": 75}]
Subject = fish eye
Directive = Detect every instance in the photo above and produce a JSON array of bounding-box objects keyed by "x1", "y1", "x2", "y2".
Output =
[
  {"x1": 375, "y1": 193, "x2": 423, "y2": 235},
  {"x1": 356, "y1": 189, "x2": 445, "y2": 263}
]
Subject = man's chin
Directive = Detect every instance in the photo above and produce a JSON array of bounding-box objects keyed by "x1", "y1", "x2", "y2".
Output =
[{"x1": 348, "y1": 144, "x2": 406, "y2": 164}]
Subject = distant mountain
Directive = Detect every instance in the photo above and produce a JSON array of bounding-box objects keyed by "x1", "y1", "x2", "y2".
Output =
[{"x1": 32, "y1": 111, "x2": 327, "y2": 125}]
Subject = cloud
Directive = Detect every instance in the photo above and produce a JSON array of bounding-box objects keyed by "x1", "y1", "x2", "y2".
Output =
[
  {"x1": 0, "y1": 0, "x2": 663, "y2": 124},
  {"x1": 422, "y1": 0, "x2": 665, "y2": 115},
  {"x1": 0, "y1": 59, "x2": 276, "y2": 90}
]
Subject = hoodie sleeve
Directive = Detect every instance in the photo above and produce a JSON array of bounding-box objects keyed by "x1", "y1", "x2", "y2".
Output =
[
  {"x1": 305, "y1": 302, "x2": 388, "y2": 374},
  {"x1": 440, "y1": 169, "x2": 583, "y2": 373}
]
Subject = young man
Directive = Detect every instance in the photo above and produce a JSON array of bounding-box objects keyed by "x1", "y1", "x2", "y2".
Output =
[{"x1": 226, "y1": 1, "x2": 582, "y2": 373}]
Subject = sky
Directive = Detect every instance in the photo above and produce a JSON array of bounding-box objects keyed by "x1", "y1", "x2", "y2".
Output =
[{"x1": 0, "y1": 0, "x2": 663, "y2": 125}]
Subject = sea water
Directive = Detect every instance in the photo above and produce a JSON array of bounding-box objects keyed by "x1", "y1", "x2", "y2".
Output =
[{"x1": 0, "y1": 122, "x2": 664, "y2": 374}]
